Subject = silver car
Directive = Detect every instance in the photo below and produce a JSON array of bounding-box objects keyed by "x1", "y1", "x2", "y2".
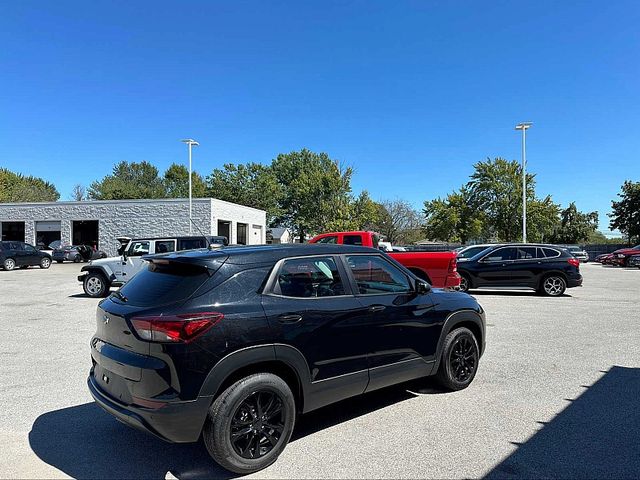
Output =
[{"x1": 559, "y1": 245, "x2": 589, "y2": 262}]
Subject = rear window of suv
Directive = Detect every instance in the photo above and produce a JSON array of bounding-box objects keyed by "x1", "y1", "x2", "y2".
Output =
[{"x1": 115, "y1": 262, "x2": 212, "y2": 307}]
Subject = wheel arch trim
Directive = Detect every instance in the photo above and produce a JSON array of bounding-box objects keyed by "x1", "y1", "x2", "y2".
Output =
[
  {"x1": 433, "y1": 309, "x2": 485, "y2": 370},
  {"x1": 80, "y1": 265, "x2": 116, "y2": 283},
  {"x1": 198, "y1": 344, "x2": 311, "y2": 401}
]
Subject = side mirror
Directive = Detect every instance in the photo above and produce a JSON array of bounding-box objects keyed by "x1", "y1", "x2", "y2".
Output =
[{"x1": 416, "y1": 281, "x2": 431, "y2": 294}]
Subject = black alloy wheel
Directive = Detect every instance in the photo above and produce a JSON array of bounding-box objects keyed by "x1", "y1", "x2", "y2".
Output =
[
  {"x1": 449, "y1": 335, "x2": 477, "y2": 383},
  {"x1": 203, "y1": 373, "x2": 296, "y2": 474},
  {"x1": 230, "y1": 390, "x2": 286, "y2": 459},
  {"x1": 458, "y1": 274, "x2": 470, "y2": 292},
  {"x1": 435, "y1": 327, "x2": 480, "y2": 391}
]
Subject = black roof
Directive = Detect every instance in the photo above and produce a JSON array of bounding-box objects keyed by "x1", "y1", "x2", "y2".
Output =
[{"x1": 144, "y1": 243, "x2": 381, "y2": 268}]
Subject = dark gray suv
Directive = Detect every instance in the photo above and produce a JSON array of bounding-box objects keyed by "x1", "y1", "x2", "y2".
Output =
[{"x1": 0, "y1": 241, "x2": 52, "y2": 270}]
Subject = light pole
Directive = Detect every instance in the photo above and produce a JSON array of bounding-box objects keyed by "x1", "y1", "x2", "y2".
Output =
[
  {"x1": 515, "y1": 122, "x2": 532, "y2": 243},
  {"x1": 181, "y1": 138, "x2": 199, "y2": 234}
]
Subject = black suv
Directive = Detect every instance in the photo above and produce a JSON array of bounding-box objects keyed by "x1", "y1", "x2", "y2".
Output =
[
  {"x1": 0, "y1": 241, "x2": 52, "y2": 270},
  {"x1": 457, "y1": 243, "x2": 583, "y2": 296},
  {"x1": 88, "y1": 244, "x2": 486, "y2": 473}
]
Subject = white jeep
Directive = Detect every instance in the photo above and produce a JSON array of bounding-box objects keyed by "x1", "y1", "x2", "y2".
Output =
[{"x1": 78, "y1": 235, "x2": 227, "y2": 297}]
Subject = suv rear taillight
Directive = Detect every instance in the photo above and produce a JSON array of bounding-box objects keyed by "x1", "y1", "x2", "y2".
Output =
[
  {"x1": 568, "y1": 258, "x2": 580, "y2": 268},
  {"x1": 131, "y1": 312, "x2": 223, "y2": 343}
]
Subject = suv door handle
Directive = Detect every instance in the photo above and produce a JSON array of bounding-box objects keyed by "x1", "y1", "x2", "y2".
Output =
[
  {"x1": 278, "y1": 314, "x2": 302, "y2": 324},
  {"x1": 368, "y1": 305, "x2": 386, "y2": 313}
]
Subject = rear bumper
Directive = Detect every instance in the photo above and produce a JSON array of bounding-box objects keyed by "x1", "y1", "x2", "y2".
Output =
[
  {"x1": 567, "y1": 273, "x2": 583, "y2": 288},
  {"x1": 88, "y1": 373, "x2": 211, "y2": 443}
]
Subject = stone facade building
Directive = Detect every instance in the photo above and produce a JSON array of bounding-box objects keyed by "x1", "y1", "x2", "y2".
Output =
[{"x1": 0, "y1": 198, "x2": 266, "y2": 256}]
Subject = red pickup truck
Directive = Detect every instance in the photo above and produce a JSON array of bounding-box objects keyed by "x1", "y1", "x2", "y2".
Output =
[{"x1": 308, "y1": 231, "x2": 460, "y2": 288}]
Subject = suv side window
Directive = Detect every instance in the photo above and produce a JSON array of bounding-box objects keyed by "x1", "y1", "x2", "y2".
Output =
[
  {"x1": 315, "y1": 235, "x2": 338, "y2": 244},
  {"x1": 276, "y1": 256, "x2": 345, "y2": 298},
  {"x1": 346, "y1": 255, "x2": 411, "y2": 294},
  {"x1": 155, "y1": 240, "x2": 176, "y2": 254},
  {"x1": 128, "y1": 241, "x2": 150, "y2": 257},
  {"x1": 343, "y1": 235, "x2": 363, "y2": 246},
  {"x1": 515, "y1": 247, "x2": 537, "y2": 260},
  {"x1": 482, "y1": 247, "x2": 516, "y2": 262},
  {"x1": 541, "y1": 247, "x2": 561, "y2": 258},
  {"x1": 11, "y1": 242, "x2": 24, "y2": 251},
  {"x1": 178, "y1": 238, "x2": 206, "y2": 250}
]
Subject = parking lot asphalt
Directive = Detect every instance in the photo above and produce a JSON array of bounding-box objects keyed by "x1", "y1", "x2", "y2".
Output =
[{"x1": 0, "y1": 262, "x2": 639, "y2": 479}]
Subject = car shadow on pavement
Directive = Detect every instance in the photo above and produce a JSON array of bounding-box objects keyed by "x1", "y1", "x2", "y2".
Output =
[
  {"x1": 29, "y1": 381, "x2": 422, "y2": 479},
  {"x1": 470, "y1": 290, "x2": 572, "y2": 297},
  {"x1": 484, "y1": 366, "x2": 640, "y2": 479}
]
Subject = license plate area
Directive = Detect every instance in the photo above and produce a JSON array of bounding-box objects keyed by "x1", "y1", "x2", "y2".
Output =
[{"x1": 94, "y1": 364, "x2": 133, "y2": 405}]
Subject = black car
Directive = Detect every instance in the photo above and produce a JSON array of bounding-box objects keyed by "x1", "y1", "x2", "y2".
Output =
[
  {"x1": 52, "y1": 244, "x2": 107, "y2": 263},
  {"x1": 88, "y1": 244, "x2": 486, "y2": 473},
  {"x1": 0, "y1": 241, "x2": 52, "y2": 270},
  {"x1": 457, "y1": 244, "x2": 582, "y2": 296}
]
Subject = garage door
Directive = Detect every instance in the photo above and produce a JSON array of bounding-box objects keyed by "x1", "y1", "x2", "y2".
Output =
[
  {"x1": 36, "y1": 221, "x2": 61, "y2": 232},
  {"x1": 36, "y1": 221, "x2": 61, "y2": 249}
]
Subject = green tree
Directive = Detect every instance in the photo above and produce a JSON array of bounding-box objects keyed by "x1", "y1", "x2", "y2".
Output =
[
  {"x1": 549, "y1": 202, "x2": 599, "y2": 244},
  {"x1": 351, "y1": 191, "x2": 382, "y2": 231},
  {"x1": 0, "y1": 168, "x2": 60, "y2": 202},
  {"x1": 423, "y1": 187, "x2": 486, "y2": 243},
  {"x1": 609, "y1": 180, "x2": 640, "y2": 244},
  {"x1": 88, "y1": 161, "x2": 166, "y2": 200},
  {"x1": 206, "y1": 163, "x2": 282, "y2": 224},
  {"x1": 467, "y1": 157, "x2": 559, "y2": 242},
  {"x1": 270, "y1": 149, "x2": 353, "y2": 240},
  {"x1": 163, "y1": 163, "x2": 206, "y2": 198}
]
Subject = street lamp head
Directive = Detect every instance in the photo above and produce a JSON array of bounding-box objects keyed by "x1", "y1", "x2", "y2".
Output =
[
  {"x1": 181, "y1": 138, "x2": 199, "y2": 146},
  {"x1": 515, "y1": 122, "x2": 533, "y2": 131}
]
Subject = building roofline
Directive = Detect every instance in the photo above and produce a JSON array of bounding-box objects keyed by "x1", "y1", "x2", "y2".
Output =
[
  {"x1": 0, "y1": 198, "x2": 262, "y2": 211},
  {"x1": 210, "y1": 197, "x2": 267, "y2": 214}
]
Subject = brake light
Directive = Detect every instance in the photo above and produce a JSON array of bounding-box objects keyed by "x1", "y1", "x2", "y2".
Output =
[
  {"x1": 131, "y1": 312, "x2": 223, "y2": 343},
  {"x1": 448, "y1": 257, "x2": 458, "y2": 273},
  {"x1": 568, "y1": 258, "x2": 580, "y2": 268}
]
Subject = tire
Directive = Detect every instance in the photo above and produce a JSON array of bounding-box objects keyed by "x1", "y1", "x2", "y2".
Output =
[
  {"x1": 3, "y1": 258, "x2": 16, "y2": 271},
  {"x1": 539, "y1": 274, "x2": 566, "y2": 297},
  {"x1": 458, "y1": 273, "x2": 471, "y2": 292},
  {"x1": 203, "y1": 373, "x2": 296, "y2": 474},
  {"x1": 73, "y1": 255, "x2": 82, "y2": 263},
  {"x1": 40, "y1": 257, "x2": 51, "y2": 269},
  {"x1": 435, "y1": 327, "x2": 480, "y2": 391},
  {"x1": 83, "y1": 272, "x2": 109, "y2": 297}
]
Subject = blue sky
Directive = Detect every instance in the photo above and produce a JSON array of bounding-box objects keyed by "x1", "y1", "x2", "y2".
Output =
[{"x1": 2, "y1": 1, "x2": 638, "y2": 233}]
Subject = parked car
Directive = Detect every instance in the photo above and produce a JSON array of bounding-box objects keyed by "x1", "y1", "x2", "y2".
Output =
[
  {"x1": 309, "y1": 231, "x2": 460, "y2": 288},
  {"x1": 629, "y1": 254, "x2": 640, "y2": 268},
  {"x1": 594, "y1": 253, "x2": 610, "y2": 263},
  {"x1": 557, "y1": 245, "x2": 589, "y2": 262},
  {"x1": 88, "y1": 244, "x2": 486, "y2": 473},
  {"x1": 609, "y1": 245, "x2": 640, "y2": 267},
  {"x1": 456, "y1": 244, "x2": 582, "y2": 296},
  {"x1": 78, "y1": 235, "x2": 228, "y2": 297},
  {"x1": 52, "y1": 244, "x2": 107, "y2": 263},
  {"x1": 0, "y1": 241, "x2": 52, "y2": 270},
  {"x1": 456, "y1": 244, "x2": 500, "y2": 260}
]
